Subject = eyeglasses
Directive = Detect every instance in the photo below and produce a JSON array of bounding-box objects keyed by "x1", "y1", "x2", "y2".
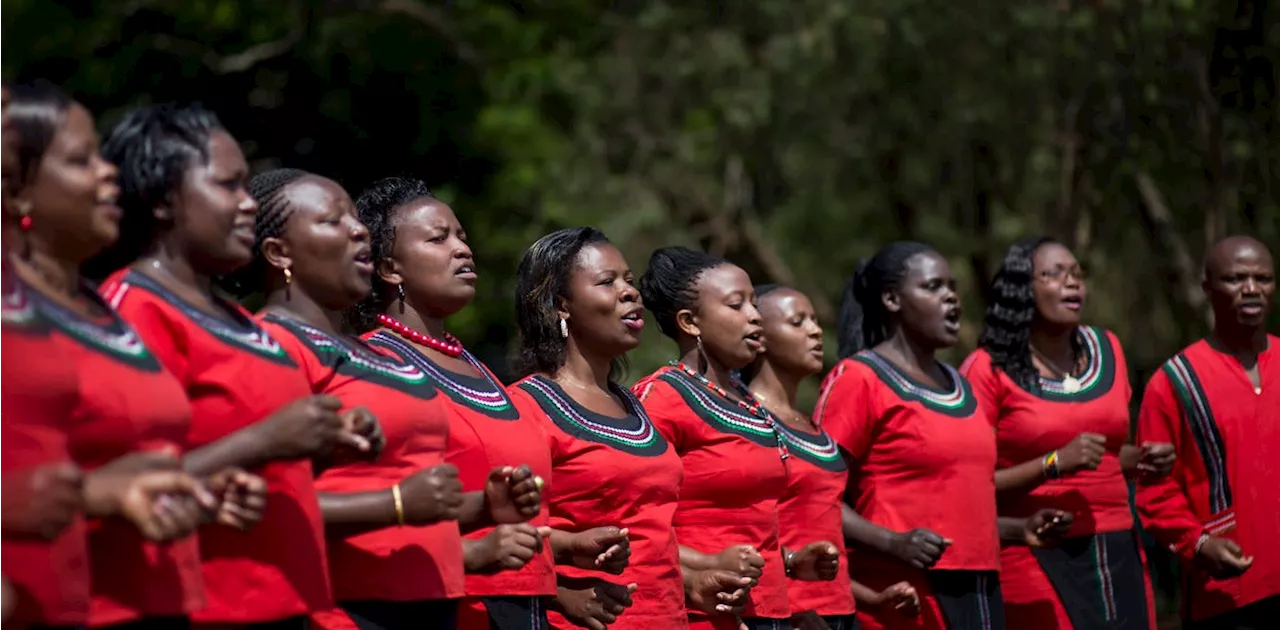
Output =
[{"x1": 1037, "y1": 266, "x2": 1088, "y2": 282}]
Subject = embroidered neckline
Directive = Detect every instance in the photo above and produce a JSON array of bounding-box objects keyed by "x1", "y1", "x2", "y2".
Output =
[
  {"x1": 659, "y1": 367, "x2": 784, "y2": 449},
  {"x1": 29, "y1": 281, "x2": 159, "y2": 370},
  {"x1": 124, "y1": 270, "x2": 292, "y2": 366},
  {"x1": 264, "y1": 314, "x2": 437, "y2": 400},
  {"x1": 1031, "y1": 327, "x2": 1115, "y2": 402},
  {"x1": 774, "y1": 420, "x2": 845, "y2": 472},
  {"x1": 519, "y1": 375, "x2": 667, "y2": 457},
  {"x1": 854, "y1": 350, "x2": 977, "y2": 418},
  {"x1": 369, "y1": 330, "x2": 518, "y2": 420}
]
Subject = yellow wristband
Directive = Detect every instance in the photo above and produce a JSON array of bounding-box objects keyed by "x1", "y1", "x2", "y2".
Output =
[{"x1": 392, "y1": 484, "x2": 405, "y2": 526}]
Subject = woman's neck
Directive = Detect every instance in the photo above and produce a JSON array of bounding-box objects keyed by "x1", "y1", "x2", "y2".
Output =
[
  {"x1": 264, "y1": 288, "x2": 345, "y2": 335},
  {"x1": 678, "y1": 341, "x2": 738, "y2": 391},
  {"x1": 747, "y1": 359, "x2": 801, "y2": 410},
  {"x1": 1029, "y1": 321, "x2": 1076, "y2": 365},
  {"x1": 15, "y1": 250, "x2": 80, "y2": 299},
  {"x1": 552, "y1": 343, "x2": 613, "y2": 393},
  {"x1": 143, "y1": 247, "x2": 212, "y2": 294},
  {"x1": 384, "y1": 302, "x2": 449, "y2": 339},
  {"x1": 880, "y1": 332, "x2": 937, "y2": 375}
]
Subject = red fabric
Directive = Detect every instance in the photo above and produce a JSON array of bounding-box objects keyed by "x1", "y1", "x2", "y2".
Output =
[
  {"x1": 777, "y1": 443, "x2": 855, "y2": 617},
  {"x1": 814, "y1": 356, "x2": 999, "y2": 630},
  {"x1": 1, "y1": 285, "x2": 90, "y2": 627},
  {"x1": 103, "y1": 270, "x2": 331, "y2": 622},
  {"x1": 262, "y1": 315, "x2": 465, "y2": 603},
  {"x1": 633, "y1": 367, "x2": 791, "y2": 621},
  {"x1": 1135, "y1": 336, "x2": 1280, "y2": 621},
  {"x1": 509, "y1": 376, "x2": 686, "y2": 629},
  {"x1": 961, "y1": 329, "x2": 1154, "y2": 628},
  {"x1": 961, "y1": 331, "x2": 1133, "y2": 535},
  {"x1": 362, "y1": 331, "x2": 555, "y2": 599},
  {"x1": 40, "y1": 297, "x2": 202, "y2": 626}
]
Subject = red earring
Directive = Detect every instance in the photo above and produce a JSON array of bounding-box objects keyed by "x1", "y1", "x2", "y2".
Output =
[{"x1": 17, "y1": 202, "x2": 32, "y2": 231}]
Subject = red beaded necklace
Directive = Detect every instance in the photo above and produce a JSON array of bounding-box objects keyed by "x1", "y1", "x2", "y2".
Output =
[
  {"x1": 377, "y1": 314, "x2": 464, "y2": 358},
  {"x1": 672, "y1": 361, "x2": 789, "y2": 460}
]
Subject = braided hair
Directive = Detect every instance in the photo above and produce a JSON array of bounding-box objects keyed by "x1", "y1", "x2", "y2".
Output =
[
  {"x1": 220, "y1": 168, "x2": 311, "y2": 297},
  {"x1": 511, "y1": 227, "x2": 616, "y2": 378},
  {"x1": 346, "y1": 176, "x2": 435, "y2": 333},
  {"x1": 85, "y1": 102, "x2": 225, "y2": 280},
  {"x1": 836, "y1": 241, "x2": 934, "y2": 359},
  {"x1": 977, "y1": 236, "x2": 1058, "y2": 392},
  {"x1": 638, "y1": 246, "x2": 727, "y2": 341}
]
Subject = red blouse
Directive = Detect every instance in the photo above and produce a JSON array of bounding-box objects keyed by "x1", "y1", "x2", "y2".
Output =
[
  {"x1": 814, "y1": 352, "x2": 999, "y2": 573},
  {"x1": 28, "y1": 286, "x2": 202, "y2": 626},
  {"x1": 633, "y1": 366, "x2": 791, "y2": 621},
  {"x1": 1136, "y1": 336, "x2": 1280, "y2": 622},
  {"x1": 1, "y1": 277, "x2": 90, "y2": 627},
  {"x1": 261, "y1": 314, "x2": 465, "y2": 604},
  {"x1": 961, "y1": 327, "x2": 1133, "y2": 536},
  {"x1": 510, "y1": 375, "x2": 686, "y2": 629},
  {"x1": 365, "y1": 331, "x2": 556, "y2": 598},
  {"x1": 102, "y1": 270, "x2": 331, "y2": 622},
  {"x1": 775, "y1": 421, "x2": 855, "y2": 617}
]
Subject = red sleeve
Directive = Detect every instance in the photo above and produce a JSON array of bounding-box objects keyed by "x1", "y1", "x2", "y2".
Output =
[
  {"x1": 506, "y1": 385, "x2": 564, "y2": 462},
  {"x1": 1134, "y1": 370, "x2": 1204, "y2": 562},
  {"x1": 632, "y1": 375, "x2": 690, "y2": 455},
  {"x1": 106, "y1": 285, "x2": 192, "y2": 386},
  {"x1": 812, "y1": 361, "x2": 875, "y2": 460},
  {"x1": 959, "y1": 349, "x2": 1003, "y2": 429}
]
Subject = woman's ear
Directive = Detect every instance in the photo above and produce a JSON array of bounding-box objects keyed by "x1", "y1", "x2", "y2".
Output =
[
  {"x1": 376, "y1": 256, "x2": 401, "y2": 286},
  {"x1": 675, "y1": 308, "x2": 701, "y2": 338},
  {"x1": 881, "y1": 289, "x2": 901, "y2": 314},
  {"x1": 261, "y1": 237, "x2": 292, "y2": 273}
]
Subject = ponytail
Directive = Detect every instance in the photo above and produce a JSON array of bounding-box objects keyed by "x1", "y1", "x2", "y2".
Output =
[{"x1": 836, "y1": 241, "x2": 934, "y2": 358}]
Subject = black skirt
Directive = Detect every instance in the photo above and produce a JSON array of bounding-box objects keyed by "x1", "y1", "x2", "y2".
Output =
[
  {"x1": 1031, "y1": 530, "x2": 1151, "y2": 630},
  {"x1": 340, "y1": 600, "x2": 459, "y2": 630},
  {"x1": 478, "y1": 596, "x2": 549, "y2": 630},
  {"x1": 926, "y1": 570, "x2": 1005, "y2": 630}
]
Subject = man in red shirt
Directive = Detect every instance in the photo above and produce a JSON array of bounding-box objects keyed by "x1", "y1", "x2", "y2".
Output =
[{"x1": 1135, "y1": 235, "x2": 1277, "y2": 629}]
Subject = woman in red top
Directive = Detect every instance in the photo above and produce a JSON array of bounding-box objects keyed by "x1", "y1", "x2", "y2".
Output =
[
  {"x1": 232, "y1": 168, "x2": 546, "y2": 630},
  {"x1": 633, "y1": 247, "x2": 840, "y2": 630},
  {"x1": 89, "y1": 103, "x2": 376, "y2": 629},
  {"x1": 347, "y1": 177, "x2": 551, "y2": 630},
  {"x1": 961, "y1": 237, "x2": 1168, "y2": 630},
  {"x1": 507, "y1": 227, "x2": 685, "y2": 629},
  {"x1": 744, "y1": 284, "x2": 855, "y2": 630},
  {"x1": 814, "y1": 241, "x2": 1004, "y2": 630},
  {"x1": 2, "y1": 83, "x2": 256, "y2": 629}
]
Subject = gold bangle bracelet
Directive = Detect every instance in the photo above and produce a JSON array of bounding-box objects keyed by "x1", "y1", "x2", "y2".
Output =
[{"x1": 392, "y1": 484, "x2": 405, "y2": 526}]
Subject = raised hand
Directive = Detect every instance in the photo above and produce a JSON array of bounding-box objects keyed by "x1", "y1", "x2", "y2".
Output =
[
  {"x1": 1057, "y1": 432, "x2": 1107, "y2": 474},
  {"x1": 564, "y1": 526, "x2": 631, "y2": 574},
  {"x1": 484, "y1": 465, "x2": 543, "y2": 524},
  {"x1": 119, "y1": 470, "x2": 218, "y2": 541},
  {"x1": 887, "y1": 528, "x2": 950, "y2": 569},
  {"x1": 1023, "y1": 509, "x2": 1073, "y2": 548},
  {"x1": 1135, "y1": 442, "x2": 1176, "y2": 479},
  {"x1": 1, "y1": 462, "x2": 83, "y2": 539},
  {"x1": 398, "y1": 463, "x2": 465, "y2": 524},
  {"x1": 685, "y1": 569, "x2": 752, "y2": 616},
  {"x1": 879, "y1": 581, "x2": 920, "y2": 617},
  {"x1": 337, "y1": 406, "x2": 384, "y2": 460},
  {"x1": 787, "y1": 541, "x2": 841, "y2": 581},
  {"x1": 256, "y1": 395, "x2": 346, "y2": 460},
  {"x1": 1197, "y1": 536, "x2": 1253, "y2": 579},
  {"x1": 714, "y1": 545, "x2": 765, "y2": 585},
  {"x1": 204, "y1": 468, "x2": 267, "y2": 530},
  {"x1": 554, "y1": 577, "x2": 637, "y2": 630},
  {"x1": 467, "y1": 523, "x2": 547, "y2": 573}
]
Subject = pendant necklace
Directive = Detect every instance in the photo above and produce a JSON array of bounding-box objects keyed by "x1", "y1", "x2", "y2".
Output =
[{"x1": 1032, "y1": 345, "x2": 1082, "y2": 394}]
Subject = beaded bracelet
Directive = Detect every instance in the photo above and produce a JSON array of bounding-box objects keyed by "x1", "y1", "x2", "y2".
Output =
[
  {"x1": 392, "y1": 484, "x2": 406, "y2": 526},
  {"x1": 1042, "y1": 451, "x2": 1062, "y2": 479},
  {"x1": 1194, "y1": 533, "x2": 1211, "y2": 555}
]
